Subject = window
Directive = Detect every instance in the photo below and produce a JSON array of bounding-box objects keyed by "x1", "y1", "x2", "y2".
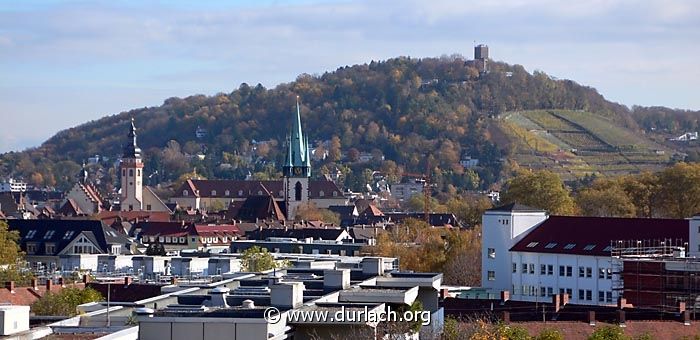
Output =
[
  {"x1": 547, "y1": 287, "x2": 553, "y2": 296},
  {"x1": 540, "y1": 264, "x2": 546, "y2": 275},
  {"x1": 566, "y1": 288, "x2": 572, "y2": 297},
  {"x1": 122, "y1": 169, "x2": 126, "y2": 177},
  {"x1": 606, "y1": 268, "x2": 613, "y2": 279},
  {"x1": 319, "y1": 190, "x2": 325, "y2": 197},
  {"x1": 579, "y1": 266, "x2": 585, "y2": 278},
  {"x1": 522, "y1": 285, "x2": 528, "y2": 296},
  {"x1": 545, "y1": 242, "x2": 557, "y2": 249},
  {"x1": 599, "y1": 291, "x2": 605, "y2": 302},
  {"x1": 146, "y1": 204, "x2": 152, "y2": 210},
  {"x1": 212, "y1": 190, "x2": 217, "y2": 196},
  {"x1": 522, "y1": 263, "x2": 528, "y2": 274},
  {"x1": 129, "y1": 169, "x2": 133, "y2": 177},
  {"x1": 258, "y1": 191, "x2": 263, "y2": 195},
  {"x1": 63, "y1": 231, "x2": 74, "y2": 240},
  {"x1": 559, "y1": 288, "x2": 564, "y2": 295},
  {"x1": 526, "y1": 242, "x2": 539, "y2": 248},
  {"x1": 128, "y1": 205, "x2": 133, "y2": 211},
  {"x1": 559, "y1": 265, "x2": 565, "y2": 276},
  {"x1": 606, "y1": 292, "x2": 613, "y2": 303},
  {"x1": 547, "y1": 265, "x2": 553, "y2": 275},
  {"x1": 583, "y1": 244, "x2": 596, "y2": 251},
  {"x1": 566, "y1": 266, "x2": 573, "y2": 277},
  {"x1": 603, "y1": 245, "x2": 613, "y2": 252},
  {"x1": 26, "y1": 230, "x2": 37, "y2": 239},
  {"x1": 540, "y1": 287, "x2": 546, "y2": 297},
  {"x1": 564, "y1": 243, "x2": 576, "y2": 250},
  {"x1": 529, "y1": 263, "x2": 535, "y2": 274},
  {"x1": 225, "y1": 190, "x2": 230, "y2": 196},
  {"x1": 238, "y1": 190, "x2": 243, "y2": 196},
  {"x1": 333, "y1": 191, "x2": 338, "y2": 197},
  {"x1": 183, "y1": 190, "x2": 188, "y2": 196},
  {"x1": 586, "y1": 290, "x2": 592, "y2": 301},
  {"x1": 295, "y1": 181, "x2": 303, "y2": 201},
  {"x1": 43, "y1": 230, "x2": 55, "y2": 240},
  {"x1": 512, "y1": 262, "x2": 517, "y2": 273},
  {"x1": 488, "y1": 248, "x2": 496, "y2": 259},
  {"x1": 586, "y1": 267, "x2": 592, "y2": 278},
  {"x1": 599, "y1": 268, "x2": 605, "y2": 279},
  {"x1": 578, "y1": 289, "x2": 584, "y2": 300},
  {"x1": 26, "y1": 243, "x2": 37, "y2": 254}
]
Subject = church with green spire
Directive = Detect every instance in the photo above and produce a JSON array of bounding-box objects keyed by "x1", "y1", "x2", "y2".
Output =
[{"x1": 282, "y1": 97, "x2": 311, "y2": 178}]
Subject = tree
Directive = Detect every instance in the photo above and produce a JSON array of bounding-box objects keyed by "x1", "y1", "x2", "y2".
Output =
[
  {"x1": 240, "y1": 246, "x2": 288, "y2": 272},
  {"x1": 576, "y1": 179, "x2": 636, "y2": 217},
  {"x1": 501, "y1": 169, "x2": 577, "y2": 215},
  {"x1": 0, "y1": 220, "x2": 31, "y2": 285},
  {"x1": 31, "y1": 287, "x2": 103, "y2": 316},
  {"x1": 328, "y1": 135, "x2": 342, "y2": 162},
  {"x1": 587, "y1": 325, "x2": 628, "y2": 340},
  {"x1": 295, "y1": 202, "x2": 340, "y2": 225},
  {"x1": 534, "y1": 328, "x2": 564, "y2": 340},
  {"x1": 656, "y1": 162, "x2": 700, "y2": 218},
  {"x1": 145, "y1": 242, "x2": 167, "y2": 256}
]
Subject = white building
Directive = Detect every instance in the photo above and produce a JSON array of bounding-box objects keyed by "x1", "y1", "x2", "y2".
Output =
[
  {"x1": 482, "y1": 203, "x2": 689, "y2": 306},
  {"x1": 0, "y1": 178, "x2": 27, "y2": 193}
]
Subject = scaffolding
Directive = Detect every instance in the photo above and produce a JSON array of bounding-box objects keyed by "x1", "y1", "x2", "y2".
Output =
[{"x1": 610, "y1": 239, "x2": 699, "y2": 314}]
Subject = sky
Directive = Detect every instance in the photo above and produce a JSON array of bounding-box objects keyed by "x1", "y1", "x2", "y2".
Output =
[{"x1": 1, "y1": 0, "x2": 699, "y2": 153}]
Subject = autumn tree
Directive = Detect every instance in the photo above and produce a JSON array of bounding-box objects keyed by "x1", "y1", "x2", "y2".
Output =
[
  {"x1": 576, "y1": 179, "x2": 636, "y2": 217},
  {"x1": 240, "y1": 246, "x2": 289, "y2": 272},
  {"x1": 328, "y1": 135, "x2": 342, "y2": 162},
  {"x1": 656, "y1": 162, "x2": 700, "y2": 218},
  {"x1": 501, "y1": 169, "x2": 577, "y2": 215},
  {"x1": 0, "y1": 220, "x2": 30, "y2": 285},
  {"x1": 295, "y1": 202, "x2": 340, "y2": 225},
  {"x1": 31, "y1": 287, "x2": 103, "y2": 316}
]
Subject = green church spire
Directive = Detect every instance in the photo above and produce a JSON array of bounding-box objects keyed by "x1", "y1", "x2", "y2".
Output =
[{"x1": 283, "y1": 96, "x2": 311, "y2": 177}]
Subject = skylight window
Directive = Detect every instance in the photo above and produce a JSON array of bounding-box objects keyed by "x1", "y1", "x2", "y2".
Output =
[
  {"x1": 603, "y1": 245, "x2": 613, "y2": 252},
  {"x1": 564, "y1": 243, "x2": 576, "y2": 250},
  {"x1": 43, "y1": 230, "x2": 55, "y2": 240},
  {"x1": 26, "y1": 230, "x2": 37, "y2": 239},
  {"x1": 526, "y1": 242, "x2": 539, "y2": 248},
  {"x1": 63, "y1": 231, "x2": 75, "y2": 240},
  {"x1": 583, "y1": 244, "x2": 596, "y2": 251},
  {"x1": 545, "y1": 243, "x2": 557, "y2": 249}
]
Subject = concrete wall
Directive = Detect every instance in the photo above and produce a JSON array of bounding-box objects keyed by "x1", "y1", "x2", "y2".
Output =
[
  {"x1": 482, "y1": 210, "x2": 547, "y2": 294},
  {"x1": 511, "y1": 252, "x2": 617, "y2": 306},
  {"x1": 60, "y1": 254, "x2": 100, "y2": 271},
  {"x1": 0, "y1": 306, "x2": 30, "y2": 336}
]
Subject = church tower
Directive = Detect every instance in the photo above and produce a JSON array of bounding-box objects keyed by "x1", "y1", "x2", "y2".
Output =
[
  {"x1": 283, "y1": 97, "x2": 311, "y2": 220},
  {"x1": 120, "y1": 118, "x2": 144, "y2": 211}
]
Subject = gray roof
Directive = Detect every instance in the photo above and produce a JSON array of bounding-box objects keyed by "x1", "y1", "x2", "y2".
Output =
[{"x1": 486, "y1": 202, "x2": 544, "y2": 213}]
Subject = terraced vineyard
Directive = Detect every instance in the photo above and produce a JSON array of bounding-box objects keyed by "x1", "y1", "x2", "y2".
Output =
[{"x1": 498, "y1": 110, "x2": 672, "y2": 181}]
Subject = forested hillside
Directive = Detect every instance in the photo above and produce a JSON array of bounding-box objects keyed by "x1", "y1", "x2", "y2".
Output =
[{"x1": 0, "y1": 55, "x2": 679, "y2": 194}]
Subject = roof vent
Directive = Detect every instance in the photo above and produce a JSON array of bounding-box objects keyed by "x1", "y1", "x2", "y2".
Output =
[{"x1": 241, "y1": 299, "x2": 255, "y2": 309}]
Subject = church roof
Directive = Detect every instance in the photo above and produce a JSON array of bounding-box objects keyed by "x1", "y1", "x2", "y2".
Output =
[{"x1": 176, "y1": 179, "x2": 342, "y2": 200}]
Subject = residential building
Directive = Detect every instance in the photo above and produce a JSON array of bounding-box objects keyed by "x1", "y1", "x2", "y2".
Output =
[
  {"x1": 0, "y1": 178, "x2": 27, "y2": 193},
  {"x1": 136, "y1": 221, "x2": 241, "y2": 252},
  {"x1": 391, "y1": 179, "x2": 424, "y2": 202}
]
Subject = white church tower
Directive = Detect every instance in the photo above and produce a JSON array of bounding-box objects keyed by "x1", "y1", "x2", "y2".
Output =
[
  {"x1": 283, "y1": 97, "x2": 312, "y2": 220},
  {"x1": 120, "y1": 118, "x2": 144, "y2": 211}
]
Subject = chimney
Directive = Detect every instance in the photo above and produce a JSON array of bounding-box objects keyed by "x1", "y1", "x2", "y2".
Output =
[
  {"x1": 31, "y1": 278, "x2": 38, "y2": 290},
  {"x1": 324, "y1": 269, "x2": 350, "y2": 290},
  {"x1": 270, "y1": 282, "x2": 304, "y2": 309},
  {"x1": 46, "y1": 279, "x2": 53, "y2": 291},
  {"x1": 588, "y1": 311, "x2": 596, "y2": 326},
  {"x1": 5, "y1": 281, "x2": 14, "y2": 293},
  {"x1": 561, "y1": 292, "x2": 569, "y2": 306},
  {"x1": 679, "y1": 301, "x2": 686, "y2": 313},
  {"x1": 124, "y1": 277, "x2": 132, "y2": 285},
  {"x1": 58, "y1": 277, "x2": 65, "y2": 287},
  {"x1": 361, "y1": 257, "x2": 384, "y2": 276},
  {"x1": 208, "y1": 287, "x2": 230, "y2": 307},
  {"x1": 82, "y1": 274, "x2": 90, "y2": 284},
  {"x1": 501, "y1": 311, "x2": 510, "y2": 324},
  {"x1": 552, "y1": 294, "x2": 561, "y2": 313},
  {"x1": 440, "y1": 288, "x2": 450, "y2": 299},
  {"x1": 617, "y1": 310, "x2": 626, "y2": 326},
  {"x1": 170, "y1": 277, "x2": 178, "y2": 285},
  {"x1": 500, "y1": 290, "x2": 510, "y2": 303}
]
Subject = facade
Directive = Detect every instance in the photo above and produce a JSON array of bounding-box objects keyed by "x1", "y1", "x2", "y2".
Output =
[
  {"x1": 481, "y1": 204, "x2": 688, "y2": 306},
  {"x1": 64, "y1": 167, "x2": 104, "y2": 215},
  {"x1": 136, "y1": 221, "x2": 241, "y2": 252},
  {"x1": 0, "y1": 178, "x2": 27, "y2": 193},
  {"x1": 391, "y1": 180, "x2": 424, "y2": 202}
]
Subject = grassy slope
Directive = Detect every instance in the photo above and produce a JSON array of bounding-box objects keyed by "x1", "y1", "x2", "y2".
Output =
[{"x1": 499, "y1": 110, "x2": 671, "y2": 181}]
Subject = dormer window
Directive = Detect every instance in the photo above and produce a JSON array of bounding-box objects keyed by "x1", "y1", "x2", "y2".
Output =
[
  {"x1": 183, "y1": 190, "x2": 189, "y2": 196},
  {"x1": 211, "y1": 190, "x2": 217, "y2": 196},
  {"x1": 225, "y1": 190, "x2": 230, "y2": 196},
  {"x1": 258, "y1": 191, "x2": 263, "y2": 195},
  {"x1": 333, "y1": 191, "x2": 338, "y2": 197},
  {"x1": 319, "y1": 190, "x2": 325, "y2": 197},
  {"x1": 238, "y1": 190, "x2": 243, "y2": 196}
]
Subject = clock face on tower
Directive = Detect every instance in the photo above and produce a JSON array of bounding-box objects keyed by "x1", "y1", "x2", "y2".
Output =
[{"x1": 294, "y1": 167, "x2": 302, "y2": 175}]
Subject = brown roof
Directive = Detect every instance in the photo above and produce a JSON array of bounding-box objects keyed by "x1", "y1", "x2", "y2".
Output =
[
  {"x1": 177, "y1": 179, "x2": 342, "y2": 200},
  {"x1": 58, "y1": 198, "x2": 85, "y2": 216},
  {"x1": 0, "y1": 282, "x2": 86, "y2": 306},
  {"x1": 96, "y1": 210, "x2": 171, "y2": 225},
  {"x1": 510, "y1": 216, "x2": 688, "y2": 256}
]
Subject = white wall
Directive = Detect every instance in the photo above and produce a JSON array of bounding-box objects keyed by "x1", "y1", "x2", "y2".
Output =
[
  {"x1": 481, "y1": 210, "x2": 547, "y2": 293},
  {"x1": 690, "y1": 216, "x2": 700, "y2": 257},
  {"x1": 0, "y1": 306, "x2": 30, "y2": 336},
  {"x1": 510, "y1": 252, "x2": 618, "y2": 306}
]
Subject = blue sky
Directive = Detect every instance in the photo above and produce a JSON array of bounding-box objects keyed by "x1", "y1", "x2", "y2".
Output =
[{"x1": 1, "y1": 0, "x2": 699, "y2": 153}]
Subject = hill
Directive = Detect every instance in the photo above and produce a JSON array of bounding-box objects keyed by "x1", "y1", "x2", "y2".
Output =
[{"x1": 0, "y1": 55, "x2": 686, "y2": 194}]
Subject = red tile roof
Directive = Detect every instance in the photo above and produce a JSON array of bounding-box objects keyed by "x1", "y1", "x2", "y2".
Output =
[
  {"x1": 0, "y1": 282, "x2": 85, "y2": 306},
  {"x1": 510, "y1": 216, "x2": 688, "y2": 256},
  {"x1": 96, "y1": 211, "x2": 171, "y2": 225}
]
